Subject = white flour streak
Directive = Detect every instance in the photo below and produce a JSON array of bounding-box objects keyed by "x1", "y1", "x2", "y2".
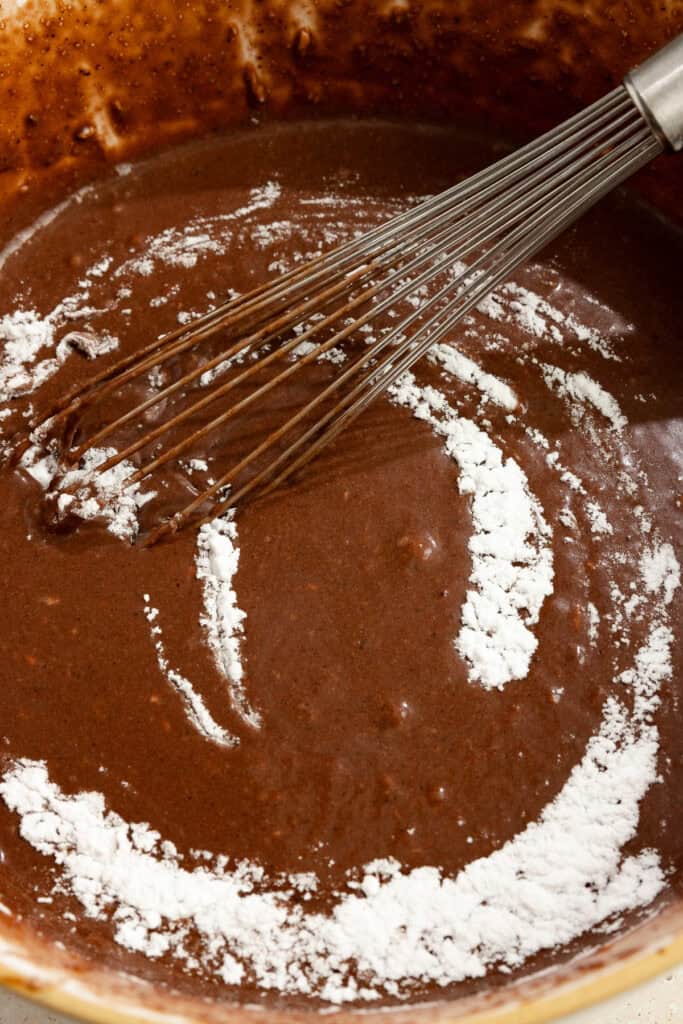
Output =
[
  {"x1": 19, "y1": 444, "x2": 59, "y2": 490},
  {"x1": 226, "y1": 181, "x2": 282, "y2": 221},
  {"x1": 0, "y1": 194, "x2": 124, "y2": 403},
  {"x1": 115, "y1": 183, "x2": 283, "y2": 279},
  {"x1": 252, "y1": 221, "x2": 297, "y2": 249},
  {"x1": 479, "y1": 281, "x2": 620, "y2": 362},
  {"x1": 585, "y1": 501, "x2": 613, "y2": 536},
  {"x1": 143, "y1": 599, "x2": 236, "y2": 748},
  {"x1": 1, "y1": 539, "x2": 669, "y2": 1002},
  {"x1": 49, "y1": 447, "x2": 154, "y2": 542},
  {"x1": 0, "y1": 306, "x2": 119, "y2": 404},
  {"x1": 428, "y1": 342, "x2": 518, "y2": 411},
  {"x1": 389, "y1": 373, "x2": 554, "y2": 690},
  {"x1": 640, "y1": 543, "x2": 681, "y2": 606},
  {"x1": 0, "y1": 311, "x2": 59, "y2": 400},
  {"x1": 291, "y1": 338, "x2": 347, "y2": 365},
  {"x1": 0, "y1": 667, "x2": 664, "y2": 1003},
  {"x1": 122, "y1": 229, "x2": 223, "y2": 275},
  {"x1": 21, "y1": 442, "x2": 152, "y2": 540},
  {"x1": 622, "y1": 623, "x2": 676, "y2": 723},
  {"x1": 541, "y1": 365, "x2": 627, "y2": 431},
  {"x1": 196, "y1": 518, "x2": 261, "y2": 730},
  {"x1": 587, "y1": 603, "x2": 600, "y2": 644},
  {"x1": 525, "y1": 426, "x2": 588, "y2": 496}
]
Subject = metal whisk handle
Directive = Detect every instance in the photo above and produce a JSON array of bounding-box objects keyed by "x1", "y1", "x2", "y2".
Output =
[{"x1": 626, "y1": 33, "x2": 683, "y2": 151}]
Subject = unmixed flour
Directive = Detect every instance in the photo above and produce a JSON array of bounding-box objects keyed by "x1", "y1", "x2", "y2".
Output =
[
  {"x1": 0, "y1": 311, "x2": 60, "y2": 400},
  {"x1": 143, "y1": 598, "x2": 236, "y2": 748},
  {"x1": 0, "y1": 605, "x2": 673, "y2": 1002},
  {"x1": 479, "y1": 277, "x2": 622, "y2": 362},
  {"x1": 541, "y1": 364, "x2": 628, "y2": 431},
  {"x1": 0, "y1": 312, "x2": 117, "y2": 403},
  {"x1": 21, "y1": 445, "x2": 155, "y2": 542},
  {"x1": 0, "y1": 253, "x2": 121, "y2": 406},
  {"x1": 195, "y1": 517, "x2": 261, "y2": 731},
  {"x1": 388, "y1": 372, "x2": 554, "y2": 690},
  {"x1": 0, "y1": 179, "x2": 680, "y2": 1003}
]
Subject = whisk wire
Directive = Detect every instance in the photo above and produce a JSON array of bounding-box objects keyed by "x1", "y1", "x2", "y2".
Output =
[
  {"x1": 84, "y1": 91, "x2": 647, "y2": 486},
  {"x1": 23, "y1": 86, "x2": 629, "y2": 443},
  {"x1": 146, "y1": 108, "x2": 660, "y2": 539},
  {"x1": 18, "y1": 76, "x2": 671, "y2": 543}
]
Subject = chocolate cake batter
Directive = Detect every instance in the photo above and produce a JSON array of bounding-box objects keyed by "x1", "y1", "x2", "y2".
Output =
[{"x1": 0, "y1": 118, "x2": 680, "y2": 1009}]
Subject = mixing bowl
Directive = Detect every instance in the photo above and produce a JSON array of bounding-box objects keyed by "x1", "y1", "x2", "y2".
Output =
[{"x1": 0, "y1": 1, "x2": 681, "y2": 1021}]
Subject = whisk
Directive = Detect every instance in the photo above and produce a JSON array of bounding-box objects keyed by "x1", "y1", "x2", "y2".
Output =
[{"x1": 18, "y1": 33, "x2": 683, "y2": 544}]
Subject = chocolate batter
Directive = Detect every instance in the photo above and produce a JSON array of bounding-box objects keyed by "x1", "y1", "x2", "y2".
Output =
[{"x1": 0, "y1": 118, "x2": 681, "y2": 1009}]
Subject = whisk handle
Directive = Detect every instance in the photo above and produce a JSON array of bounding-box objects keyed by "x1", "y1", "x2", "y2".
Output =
[{"x1": 625, "y1": 33, "x2": 683, "y2": 152}]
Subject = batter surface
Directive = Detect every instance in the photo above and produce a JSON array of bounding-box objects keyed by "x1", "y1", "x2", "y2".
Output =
[{"x1": 0, "y1": 120, "x2": 680, "y2": 1008}]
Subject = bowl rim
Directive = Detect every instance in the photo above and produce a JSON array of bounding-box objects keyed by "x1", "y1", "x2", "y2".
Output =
[{"x1": 0, "y1": 909, "x2": 681, "y2": 1024}]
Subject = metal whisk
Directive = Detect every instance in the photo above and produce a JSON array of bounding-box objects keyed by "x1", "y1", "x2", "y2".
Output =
[{"x1": 19, "y1": 33, "x2": 683, "y2": 544}]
